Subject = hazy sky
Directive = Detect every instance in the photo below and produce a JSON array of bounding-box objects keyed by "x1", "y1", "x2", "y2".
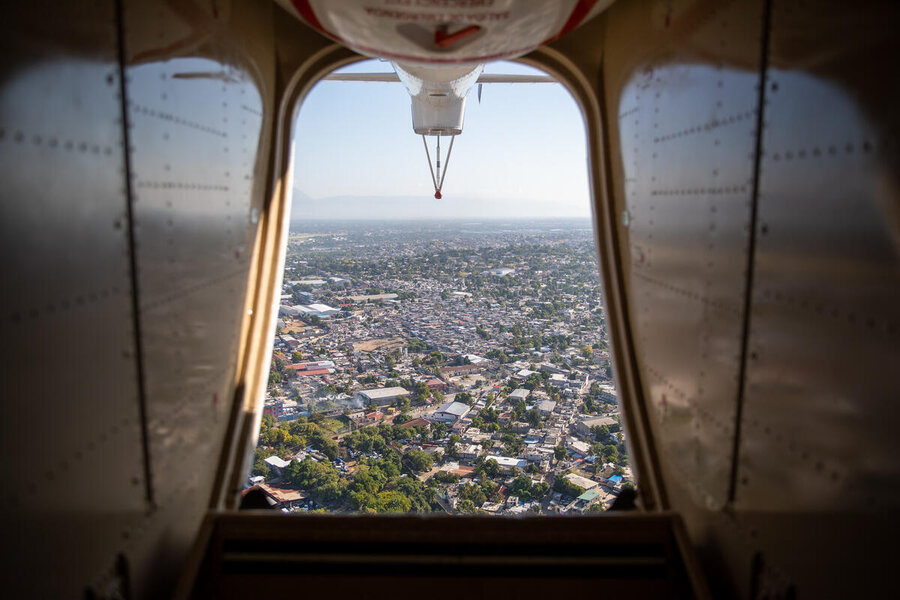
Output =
[{"x1": 290, "y1": 60, "x2": 591, "y2": 220}]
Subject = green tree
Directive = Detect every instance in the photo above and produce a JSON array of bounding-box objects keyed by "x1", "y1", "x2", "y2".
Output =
[
  {"x1": 445, "y1": 441, "x2": 459, "y2": 460},
  {"x1": 285, "y1": 458, "x2": 343, "y2": 504},
  {"x1": 430, "y1": 422, "x2": 448, "y2": 440},
  {"x1": 407, "y1": 338, "x2": 427, "y2": 353},
  {"x1": 554, "y1": 476, "x2": 585, "y2": 498},
  {"x1": 482, "y1": 458, "x2": 501, "y2": 478},
  {"x1": 430, "y1": 471, "x2": 459, "y2": 484},
  {"x1": 456, "y1": 391, "x2": 474, "y2": 405},
  {"x1": 532, "y1": 482, "x2": 550, "y2": 499},
  {"x1": 592, "y1": 424, "x2": 610, "y2": 441},
  {"x1": 376, "y1": 490, "x2": 412, "y2": 513},
  {"x1": 425, "y1": 351, "x2": 444, "y2": 365},
  {"x1": 602, "y1": 444, "x2": 619, "y2": 464},
  {"x1": 458, "y1": 482, "x2": 486, "y2": 506},
  {"x1": 404, "y1": 449, "x2": 435, "y2": 473},
  {"x1": 510, "y1": 475, "x2": 534, "y2": 500},
  {"x1": 413, "y1": 381, "x2": 429, "y2": 401},
  {"x1": 250, "y1": 448, "x2": 271, "y2": 479}
]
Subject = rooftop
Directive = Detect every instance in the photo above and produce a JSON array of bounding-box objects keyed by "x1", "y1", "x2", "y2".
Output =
[
  {"x1": 258, "y1": 484, "x2": 308, "y2": 504},
  {"x1": 264, "y1": 456, "x2": 291, "y2": 469},
  {"x1": 577, "y1": 489, "x2": 601, "y2": 502},
  {"x1": 564, "y1": 473, "x2": 598, "y2": 490},
  {"x1": 358, "y1": 386, "x2": 409, "y2": 400},
  {"x1": 484, "y1": 455, "x2": 528, "y2": 469},
  {"x1": 436, "y1": 401, "x2": 470, "y2": 417}
]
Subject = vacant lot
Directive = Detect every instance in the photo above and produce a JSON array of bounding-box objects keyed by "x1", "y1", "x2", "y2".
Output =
[{"x1": 353, "y1": 337, "x2": 406, "y2": 352}]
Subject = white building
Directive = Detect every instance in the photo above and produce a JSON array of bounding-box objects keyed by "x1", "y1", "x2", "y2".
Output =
[
  {"x1": 293, "y1": 279, "x2": 326, "y2": 286},
  {"x1": 483, "y1": 455, "x2": 528, "y2": 471},
  {"x1": 264, "y1": 455, "x2": 291, "y2": 474},
  {"x1": 431, "y1": 401, "x2": 470, "y2": 423},
  {"x1": 566, "y1": 438, "x2": 592, "y2": 457},
  {"x1": 463, "y1": 354, "x2": 488, "y2": 364},
  {"x1": 357, "y1": 386, "x2": 410, "y2": 407},
  {"x1": 509, "y1": 388, "x2": 530, "y2": 402},
  {"x1": 563, "y1": 472, "x2": 598, "y2": 491},
  {"x1": 296, "y1": 303, "x2": 340, "y2": 318}
]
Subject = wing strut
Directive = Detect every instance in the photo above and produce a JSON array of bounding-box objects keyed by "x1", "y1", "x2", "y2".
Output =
[{"x1": 421, "y1": 134, "x2": 455, "y2": 200}]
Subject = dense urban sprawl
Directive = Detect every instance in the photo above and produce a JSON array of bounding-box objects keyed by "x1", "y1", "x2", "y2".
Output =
[{"x1": 249, "y1": 219, "x2": 632, "y2": 514}]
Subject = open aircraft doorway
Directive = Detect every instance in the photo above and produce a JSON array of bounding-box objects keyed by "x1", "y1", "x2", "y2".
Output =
[
  {"x1": 5, "y1": 1, "x2": 895, "y2": 597},
  {"x1": 243, "y1": 59, "x2": 634, "y2": 517}
]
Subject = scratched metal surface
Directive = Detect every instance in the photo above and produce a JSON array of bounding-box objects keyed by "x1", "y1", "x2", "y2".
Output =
[
  {"x1": 732, "y1": 0, "x2": 900, "y2": 596},
  {"x1": 0, "y1": 1, "x2": 274, "y2": 597},
  {"x1": 605, "y1": 0, "x2": 762, "y2": 516},
  {"x1": 601, "y1": 0, "x2": 900, "y2": 597},
  {"x1": 121, "y1": 1, "x2": 273, "y2": 597},
  {"x1": 0, "y1": 1, "x2": 148, "y2": 597}
]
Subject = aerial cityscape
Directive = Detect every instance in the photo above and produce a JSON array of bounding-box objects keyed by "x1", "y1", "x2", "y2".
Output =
[{"x1": 249, "y1": 218, "x2": 631, "y2": 514}]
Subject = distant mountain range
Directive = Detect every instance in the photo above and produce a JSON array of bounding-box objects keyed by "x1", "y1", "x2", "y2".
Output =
[{"x1": 289, "y1": 190, "x2": 589, "y2": 221}]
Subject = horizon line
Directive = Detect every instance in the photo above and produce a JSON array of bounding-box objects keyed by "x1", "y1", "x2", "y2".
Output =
[{"x1": 289, "y1": 216, "x2": 593, "y2": 223}]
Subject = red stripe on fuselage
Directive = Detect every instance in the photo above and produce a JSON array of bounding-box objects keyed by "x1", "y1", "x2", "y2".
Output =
[
  {"x1": 289, "y1": 1, "x2": 598, "y2": 65},
  {"x1": 543, "y1": 0, "x2": 599, "y2": 45}
]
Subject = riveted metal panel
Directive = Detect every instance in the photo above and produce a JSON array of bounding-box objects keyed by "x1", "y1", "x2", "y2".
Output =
[
  {"x1": 605, "y1": 0, "x2": 763, "y2": 513},
  {"x1": 0, "y1": 0, "x2": 274, "y2": 597},
  {"x1": 732, "y1": 0, "x2": 900, "y2": 596},
  {"x1": 0, "y1": 1, "x2": 148, "y2": 597},
  {"x1": 600, "y1": 0, "x2": 766, "y2": 596},
  {"x1": 119, "y1": 0, "x2": 273, "y2": 597},
  {"x1": 602, "y1": 0, "x2": 900, "y2": 596}
]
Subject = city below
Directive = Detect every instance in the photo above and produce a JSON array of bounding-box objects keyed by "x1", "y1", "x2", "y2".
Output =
[{"x1": 250, "y1": 218, "x2": 632, "y2": 515}]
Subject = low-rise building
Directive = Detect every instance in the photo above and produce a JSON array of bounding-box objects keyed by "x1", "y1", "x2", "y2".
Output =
[
  {"x1": 536, "y1": 399, "x2": 557, "y2": 416},
  {"x1": 574, "y1": 488, "x2": 602, "y2": 512},
  {"x1": 250, "y1": 484, "x2": 309, "y2": 510},
  {"x1": 574, "y1": 415, "x2": 617, "y2": 437},
  {"x1": 606, "y1": 474, "x2": 624, "y2": 491},
  {"x1": 264, "y1": 455, "x2": 292, "y2": 476},
  {"x1": 263, "y1": 399, "x2": 285, "y2": 420},
  {"x1": 483, "y1": 455, "x2": 528, "y2": 472},
  {"x1": 441, "y1": 363, "x2": 488, "y2": 377},
  {"x1": 509, "y1": 388, "x2": 530, "y2": 402},
  {"x1": 548, "y1": 373, "x2": 569, "y2": 388},
  {"x1": 425, "y1": 378, "x2": 447, "y2": 391},
  {"x1": 357, "y1": 386, "x2": 410, "y2": 407},
  {"x1": 431, "y1": 400, "x2": 470, "y2": 423},
  {"x1": 563, "y1": 472, "x2": 598, "y2": 491},
  {"x1": 525, "y1": 446, "x2": 555, "y2": 464},
  {"x1": 458, "y1": 443, "x2": 482, "y2": 463},
  {"x1": 566, "y1": 439, "x2": 591, "y2": 457}
]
